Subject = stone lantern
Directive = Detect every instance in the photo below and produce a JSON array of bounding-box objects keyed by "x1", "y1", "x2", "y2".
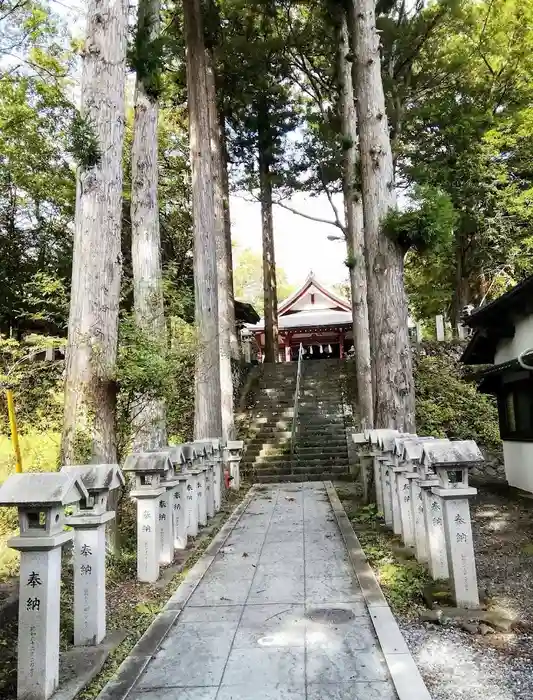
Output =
[
  {"x1": 365, "y1": 429, "x2": 398, "y2": 515},
  {"x1": 381, "y1": 432, "x2": 416, "y2": 535},
  {"x1": 123, "y1": 452, "x2": 170, "y2": 583},
  {"x1": 61, "y1": 464, "x2": 124, "y2": 647},
  {"x1": 225, "y1": 440, "x2": 244, "y2": 491},
  {"x1": 206, "y1": 438, "x2": 225, "y2": 512},
  {"x1": 181, "y1": 443, "x2": 200, "y2": 537},
  {"x1": 191, "y1": 442, "x2": 209, "y2": 527},
  {"x1": 423, "y1": 440, "x2": 484, "y2": 607},
  {"x1": 194, "y1": 440, "x2": 216, "y2": 519},
  {"x1": 352, "y1": 433, "x2": 373, "y2": 503},
  {"x1": 376, "y1": 431, "x2": 408, "y2": 530},
  {"x1": 0, "y1": 472, "x2": 88, "y2": 700},
  {"x1": 409, "y1": 438, "x2": 450, "y2": 574},
  {"x1": 389, "y1": 436, "x2": 429, "y2": 547},
  {"x1": 168, "y1": 445, "x2": 189, "y2": 550}
]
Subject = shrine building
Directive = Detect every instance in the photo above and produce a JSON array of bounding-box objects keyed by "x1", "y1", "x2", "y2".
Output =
[
  {"x1": 245, "y1": 272, "x2": 354, "y2": 362},
  {"x1": 462, "y1": 275, "x2": 533, "y2": 493}
]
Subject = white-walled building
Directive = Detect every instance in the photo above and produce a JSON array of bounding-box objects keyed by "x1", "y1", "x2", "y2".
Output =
[{"x1": 462, "y1": 277, "x2": 533, "y2": 493}]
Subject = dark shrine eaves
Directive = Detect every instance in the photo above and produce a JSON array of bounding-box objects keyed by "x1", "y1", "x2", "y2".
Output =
[{"x1": 461, "y1": 275, "x2": 533, "y2": 365}]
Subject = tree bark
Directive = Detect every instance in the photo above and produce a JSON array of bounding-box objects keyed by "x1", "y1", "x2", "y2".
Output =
[
  {"x1": 219, "y1": 111, "x2": 241, "y2": 361},
  {"x1": 337, "y1": 7, "x2": 373, "y2": 430},
  {"x1": 206, "y1": 51, "x2": 234, "y2": 440},
  {"x1": 61, "y1": 0, "x2": 128, "y2": 465},
  {"x1": 349, "y1": 0, "x2": 415, "y2": 432},
  {"x1": 257, "y1": 100, "x2": 279, "y2": 364},
  {"x1": 183, "y1": 0, "x2": 222, "y2": 439},
  {"x1": 131, "y1": 0, "x2": 167, "y2": 450}
]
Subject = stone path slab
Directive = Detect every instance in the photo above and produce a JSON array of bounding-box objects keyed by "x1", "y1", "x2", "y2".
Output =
[{"x1": 127, "y1": 483, "x2": 399, "y2": 700}]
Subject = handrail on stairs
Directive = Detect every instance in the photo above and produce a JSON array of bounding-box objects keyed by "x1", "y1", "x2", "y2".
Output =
[{"x1": 290, "y1": 343, "x2": 304, "y2": 470}]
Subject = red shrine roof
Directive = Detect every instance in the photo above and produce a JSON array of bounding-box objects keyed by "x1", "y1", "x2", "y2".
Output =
[{"x1": 246, "y1": 272, "x2": 352, "y2": 332}]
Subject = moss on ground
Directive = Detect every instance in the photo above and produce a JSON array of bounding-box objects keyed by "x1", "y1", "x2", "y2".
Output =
[{"x1": 336, "y1": 484, "x2": 431, "y2": 616}]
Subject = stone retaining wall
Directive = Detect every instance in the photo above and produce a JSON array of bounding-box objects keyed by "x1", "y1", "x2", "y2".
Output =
[{"x1": 471, "y1": 448, "x2": 506, "y2": 485}]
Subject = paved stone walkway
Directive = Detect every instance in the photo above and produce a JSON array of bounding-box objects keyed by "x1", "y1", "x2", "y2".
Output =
[{"x1": 130, "y1": 483, "x2": 398, "y2": 699}]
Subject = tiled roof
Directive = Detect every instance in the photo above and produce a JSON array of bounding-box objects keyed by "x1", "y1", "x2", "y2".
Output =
[{"x1": 247, "y1": 309, "x2": 352, "y2": 331}]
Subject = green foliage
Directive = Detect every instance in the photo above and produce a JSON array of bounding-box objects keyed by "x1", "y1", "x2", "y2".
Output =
[
  {"x1": 382, "y1": 186, "x2": 457, "y2": 253},
  {"x1": 116, "y1": 316, "x2": 196, "y2": 454},
  {"x1": 414, "y1": 342, "x2": 501, "y2": 452},
  {"x1": 397, "y1": 0, "x2": 533, "y2": 321},
  {"x1": 128, "y1": 8, "x2": 166, "y2": 100},
  {"x1": 67, "y1": 112, "x2": 101, "y2": 168},
  {"x1": 0, "y1": 335, "x2": 65, "y2": 435},
  {"x1": 232, "y1": 247, "x2": 295, "y2": 315}
]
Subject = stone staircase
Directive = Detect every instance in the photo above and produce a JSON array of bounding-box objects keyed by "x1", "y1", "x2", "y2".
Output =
[{"x1": 241, "y1": 359, "x2": 351, "y2": 483}]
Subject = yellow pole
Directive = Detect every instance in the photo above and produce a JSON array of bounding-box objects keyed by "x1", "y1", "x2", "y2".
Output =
[{"x1": 6, "y1": 389, "x2": 22, "y2": 473}]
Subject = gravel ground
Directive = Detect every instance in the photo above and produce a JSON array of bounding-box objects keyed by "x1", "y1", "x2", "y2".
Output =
[
  {"x1": 400, "y1": 619, "x2": 533, "y2": 700},
  {"x1": 398, "y1": 485, "x2": 533, "y2": 700}
]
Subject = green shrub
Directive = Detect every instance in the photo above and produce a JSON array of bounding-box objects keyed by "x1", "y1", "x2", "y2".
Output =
[{"x1": 414, "y1": 342, "x2": 501, "y2": 452}]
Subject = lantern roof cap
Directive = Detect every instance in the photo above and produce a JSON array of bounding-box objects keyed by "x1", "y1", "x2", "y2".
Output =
[
  {"x1": 60, "y1": 464, "x2": 125, "y2": 493},
  {"x1": 422, "y1": 440, "x2": 483, "y2": 468},
  {"x1": 0, "y1": 472, "x2": 89, "y2": 507},
  {"x1": 123, "y1": 452, "x2": 171, "y2": 473}
]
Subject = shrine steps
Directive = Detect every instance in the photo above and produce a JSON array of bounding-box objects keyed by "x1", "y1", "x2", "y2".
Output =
[{"x1": 241, "y1": 359, "x2": 352, "y2": 483}]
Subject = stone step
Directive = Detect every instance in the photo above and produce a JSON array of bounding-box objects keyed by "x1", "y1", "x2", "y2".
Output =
[
  {"x1": 295, "y1": 446, "x2": 349, "y2": 456},
  {"x1": 298, "y1": 420, "x2": 345, "y2": 427},
  {"x1": 255, "y1": 472, "x2": 353, "y2": 484},
  {"x1": 297, "y1": 428, "x2": 346, "y2": 435},
  {"x1": 255, "y1": 462, "x2": 350, "y2": 474},
  {"x1": 247, "y1": 455, "x2": 350, "y2": 468},
  {"x1": 246, "y1": 427, "x2": 291, "y2": 434},
  {"x1": 295, "y1": 441, "x2": 347, "y2": 449}
]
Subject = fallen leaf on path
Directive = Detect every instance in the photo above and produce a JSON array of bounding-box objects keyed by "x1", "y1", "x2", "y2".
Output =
[{"x1": 242, "y1": 552, "x2": 249, "y2": 558}]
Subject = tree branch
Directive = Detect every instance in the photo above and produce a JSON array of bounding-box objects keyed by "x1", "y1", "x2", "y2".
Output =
[{"x1": 272, "y1": 198, "x2": 344, "y2": 231}]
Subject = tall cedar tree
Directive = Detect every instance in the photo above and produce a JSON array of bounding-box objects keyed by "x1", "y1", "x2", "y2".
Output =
[
  {"x1": 182, "y1": 0, "x2": 222, "y2": 439},
  {"x1": 348, "y1": 0, "x2": 415, "y2": 431},
  {"x1": 131, "y1": 0, "x2": 168, "y2": 449},
  {"x1": 62, "y1": 0, "x2": 129, "y2": 463},
  {"x1": 334, "y1": 2, "x2": 373, "y2": 428},
  {"x1": 206, "y1": 46, "x2": 234, "y2": 440}
]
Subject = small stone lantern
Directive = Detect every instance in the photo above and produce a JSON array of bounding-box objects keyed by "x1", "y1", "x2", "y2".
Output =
[
  {"x1": 423, "y1": 440, "x2": 484, "y2": 607},
  {"x1": 0, "y1": 472, "x2": 88, "y2": 700},
  {"x1": 168, "y1": 445, "x2": 189, "y2": 550},
  {"x1": 377, "y1": 431, "x2": 411, "y2": 531},
  {"x1": 206, "y1": 438, "x2": 225, "y2": 512},
  {"x1": 366, "y1": 429, "x2": 399, "y2": 518},
  {"x1": 61, "y1": 464, "x2": 124, "y2": 647},
  {"x1": 181, "y1": 443, "x2": 200, "y2": 537},
  {"x1": 225, "y1": 440, "x2": 244, "y2": 491},
  {"x1": 389, "y1": 436, "x2": 428, "y2": 547},
  {"x1": 123, "y1": 452, "x2": 170, "y2": 583},
  {"x1": 194, "y1": 441, "x2": 216, "y2": 519},
  {"x1": 192, "y1": 442, "x2": 209, "y2": 527},
  {"x1": 352, "y1": 433, "x2": 373, "y2": 503},
  {"x1": 410, "y1": 438, "x2": 450, "y2": 575}
]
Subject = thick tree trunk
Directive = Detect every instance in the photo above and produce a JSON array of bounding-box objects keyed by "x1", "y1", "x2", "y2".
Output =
[
  {"x1": 183, "y1": 0, "x2": 222, "y2": 439},
  {"x1": 337, "y1": 8, "x2": 373, "y2": 430},
  {"x1": 206, "y1": 52, "x2": 234, "y2": 440},
  {"x1": 131, "y1": 0, "x2": 167, "y2": 450},
  {"x1": 257, "y1": 101, "x2": 279, "y2": 364},
  {"x1": 219, "y1": 112, "x2": 241, "y2": 361},
  {"x1": 61, "y1": 0, "x2": 128, "y2": 465},
  {"x1": 452, "y1": 245, "x2": 472, "y2": 330},
  {"x1": 349, "y1": 0, "x2": 415, "y2": 432}
]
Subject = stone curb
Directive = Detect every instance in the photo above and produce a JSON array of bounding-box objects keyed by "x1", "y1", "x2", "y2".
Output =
[
  {"x1": 96, "y1": 485, "x2": 258, "y2": 700},
  {"x1": 324, "y1": 481, "x2": 432, "y2": 700}
]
